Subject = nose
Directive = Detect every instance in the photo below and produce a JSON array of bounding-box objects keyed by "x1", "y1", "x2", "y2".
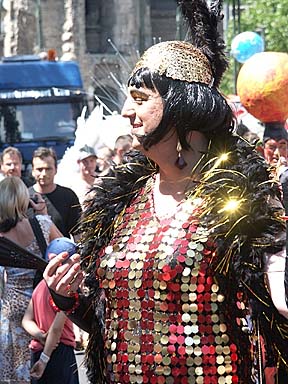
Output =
[{"x1": 121, "y1": 98, "x2": 135, "y2": 119}]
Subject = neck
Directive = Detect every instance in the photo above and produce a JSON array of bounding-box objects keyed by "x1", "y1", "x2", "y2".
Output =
[
  {"x1": 156, "y1": 166, "x2": 198, "y2": 201},
  {"x1": 34, "y1": 183, "x2": 56, "y2": 194},
  {"x1": 81, "y1": 173, "x2": 95, "y2": 185},
  {"x1": 157, "y1": 137, "x2": 207, "y2": 198}
]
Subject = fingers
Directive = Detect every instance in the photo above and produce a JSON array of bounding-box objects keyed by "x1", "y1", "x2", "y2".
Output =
[
  {"x1": 44, "y1": 252, "x2": 80, "y2": 278},
  {"x1": 30, "y1": 363, "x2": 42, "y2": 379},
  {"x1": 66, "y1": 271, "x2": 85, "y2": 297},
  {"x1": 43, "y1": 252, "x2": 83, "y2": 297}
]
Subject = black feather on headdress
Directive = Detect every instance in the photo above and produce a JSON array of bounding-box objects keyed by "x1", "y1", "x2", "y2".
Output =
[{"x1": 176, "y1": 0, "x2": 228, "y2": 87}]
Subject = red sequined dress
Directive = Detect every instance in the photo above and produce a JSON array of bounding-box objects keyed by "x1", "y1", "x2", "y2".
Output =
[{"x1": 95, "y1": 178, "x2": 250, "y2": 384}]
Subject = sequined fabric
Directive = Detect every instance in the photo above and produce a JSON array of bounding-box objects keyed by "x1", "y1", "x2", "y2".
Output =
[
  {"x1": 131, "y1": 41, "x2": 214, "y2": 86},
  {"x1": 94, "y1": 178, "x2": 252, "y2": 384}
]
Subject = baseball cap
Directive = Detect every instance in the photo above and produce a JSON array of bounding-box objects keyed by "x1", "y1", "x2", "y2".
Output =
[{"x1": 78, "y1": 145, "x2": 97, "y2": 161}]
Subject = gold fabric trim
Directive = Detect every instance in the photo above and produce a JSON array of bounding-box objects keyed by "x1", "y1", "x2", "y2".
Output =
[{"x1": 131, "y1": 41, "x2": 214, "y2": 86}]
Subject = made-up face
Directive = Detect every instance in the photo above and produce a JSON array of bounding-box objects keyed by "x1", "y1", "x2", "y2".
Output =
[
  {"x1": 1, "y1": 153, "x2": 22, "y2": 177},
  {"x1": 264, "y1": 138, "x2": 288, "y2": 165},
  {"x1": 32, "y1": 156, "x2": 57, "y2": 187},
  {"x1": 121, "y1": 86, "x2": 164, "y2": 151}
]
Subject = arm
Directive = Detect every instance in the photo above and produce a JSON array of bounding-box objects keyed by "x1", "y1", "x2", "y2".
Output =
[
  {"x1": 264, "y1": 246, "x2": 288, "y2": 319},
  {"x1": 30, "y1": 312, "x2": 67, "y2": 379},
  {"x1": 22, "y1": 299, "x2": 46, "y2": 345},
  {"x1": 0, "y1": 267, "x2": 5, "y2": 299},
  {"x1": 49, "y1": 222, "x2": 64, "y2": 242}
]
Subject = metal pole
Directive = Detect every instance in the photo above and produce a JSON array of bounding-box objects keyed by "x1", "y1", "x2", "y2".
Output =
[
  {"x1": 176, "y1": 7, "x2": 181, "y2": 40},
  {"x1": 139, "y1": 0, "x2": 145, "y2": 54},
  {"x1": 232, "y1": 0, "x2": 238, "y2": 94},
  {"x1": 237, "y1": 0, "x2": 241, "y2": 34},
  {"x1": 35, "y1": 0, "x2": 43, "y2": 50}
]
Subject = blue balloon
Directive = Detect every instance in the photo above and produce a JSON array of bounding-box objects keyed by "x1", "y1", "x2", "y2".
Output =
[
  {"x1": 45, "y1": 237, "x2": 77, "y2": 261},
  {"x1": 231, "y1": 31, "x2": 264, "y2": 63}
]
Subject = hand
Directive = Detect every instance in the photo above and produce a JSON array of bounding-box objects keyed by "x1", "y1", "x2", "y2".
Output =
[
  {"x1": 30, "y1": 360, "x2": 46, "y2": 379},
  {"x1": 43, "y1": 252, "x2": 85, "y2": 297},
  {"x1": 30, "y1": 193, "x2": 48, "y2": 215}
]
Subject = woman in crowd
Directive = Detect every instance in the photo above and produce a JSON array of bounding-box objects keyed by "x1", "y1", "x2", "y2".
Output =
[
  {"x1": 0, "y1": 176, "x2": 61, "y2": 382},
  {"x1": 43, "y1": 1, "x2": 288, "y2": 383}
]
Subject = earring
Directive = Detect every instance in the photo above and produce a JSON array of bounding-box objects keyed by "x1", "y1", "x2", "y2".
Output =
[{"x1": 175, "y1": 141, "x2": 187, "y2": 169}]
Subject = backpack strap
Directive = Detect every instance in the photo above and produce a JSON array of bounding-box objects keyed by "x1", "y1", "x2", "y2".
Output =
[{"x1": 29, "y1": 217, "x2": 47, "y2": 258}]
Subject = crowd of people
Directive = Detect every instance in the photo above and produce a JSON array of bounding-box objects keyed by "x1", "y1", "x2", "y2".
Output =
[
  {"x1": 0, "y1": 135, "x2": 133, "y2": 383},
  {"x1": 0, "y1": 0, "x2": 288, "y2": 383}
]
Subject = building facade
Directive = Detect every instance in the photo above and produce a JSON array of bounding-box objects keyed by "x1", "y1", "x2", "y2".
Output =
[{"x1": 0, "y1": 0, "x2": 180, "y2": 112}]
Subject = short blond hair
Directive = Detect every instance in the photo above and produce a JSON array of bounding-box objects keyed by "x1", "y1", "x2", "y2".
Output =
[
  {"x1": 0, "y1": 176, "x2": 29, "y2": 224},
  {"x1": 0, "y1": 146, "x2": 23, "y2": 164}
]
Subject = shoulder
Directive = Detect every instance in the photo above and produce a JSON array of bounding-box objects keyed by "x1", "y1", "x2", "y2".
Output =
[
  {"x1": 32, "y1": 278, "x2": 48, "y2": 299},
  {"x1": 28, "y1": 185, "x2": 36, "y2": 195},
  {"x1": 55, "y1": 184, "x2": 80, "y2": 201},
  {"x1": 279, "y1": 168, "x2": 288, "y2": 184},
  {"x1": 35, "y1": 214, "x2": 52, "y2": 225},
  {"x1": 35, "y1": 214, "x2": 53, "y2": 232}
]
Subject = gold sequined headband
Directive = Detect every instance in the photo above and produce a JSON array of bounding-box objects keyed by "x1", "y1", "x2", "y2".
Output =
[{"x1": 131, "y1": 41, "x2": 214, "y2": 86}]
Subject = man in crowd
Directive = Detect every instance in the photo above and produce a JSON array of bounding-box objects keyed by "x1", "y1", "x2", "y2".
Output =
[
  {"x1": 263, "y1": 123, "x2": 288, "y2": 167},
  {"x1": 70, "y1": 144, "x2": 98, "y2": 206},
  {"x1": 29, "y1": 147, "x2": 81, "y2": 239},
  {"x1": 0, "y1": 146, "x2": 22, "y2": 179},
  {"x1": 112, "y1": 134, "x2": 133, "y2": 165},
  {"x1": 263, "y1": 122, "x2": 288, "y2": 214}
]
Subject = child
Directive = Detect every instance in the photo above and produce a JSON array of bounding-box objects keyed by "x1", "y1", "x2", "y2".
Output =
[{"x1": 22, "y1": 279, "x2": 79, "y2": 384}]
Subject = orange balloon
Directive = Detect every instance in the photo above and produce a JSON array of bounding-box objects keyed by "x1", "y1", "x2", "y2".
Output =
[{"x1": 237, "y1": 52, "x2": 288, "y2": 123}]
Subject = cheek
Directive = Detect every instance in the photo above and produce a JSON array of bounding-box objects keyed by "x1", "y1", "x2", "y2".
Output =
[
  {"x1": 147, "y1": 102, "x2": 163, "y2": 128},
  {"x1": 279, "y1": 147, "x2": 287, "y2": 156},
  {"x1": 264, "y1": 148, "x2": 272, "y2": 158},
  {"x1": 152, "y1": 109, "x2": 163, "y2": 125}
]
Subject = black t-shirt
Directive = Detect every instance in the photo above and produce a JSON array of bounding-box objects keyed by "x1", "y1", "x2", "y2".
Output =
[{"x1": 29, "y1": 184, "x2": 81, "y2": 238}]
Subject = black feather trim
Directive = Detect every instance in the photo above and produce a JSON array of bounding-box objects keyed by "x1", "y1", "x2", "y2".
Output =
[{"x1": 0, "y1": 236, "x2": 47, "y2": 270}]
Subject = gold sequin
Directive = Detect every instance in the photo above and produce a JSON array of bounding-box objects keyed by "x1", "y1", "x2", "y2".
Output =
[{"x1": 131, "y1": 41, "x2": 213, "y2": 85}]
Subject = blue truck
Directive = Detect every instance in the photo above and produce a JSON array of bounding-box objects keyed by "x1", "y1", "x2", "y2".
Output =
[{"x1": 0, "y1": 55, "x2": 86, "y2": 171}]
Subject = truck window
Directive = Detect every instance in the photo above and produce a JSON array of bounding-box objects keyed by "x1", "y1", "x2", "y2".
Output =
[{"x1": 0, "y1": 102, "x2": 80, "y2": 143}]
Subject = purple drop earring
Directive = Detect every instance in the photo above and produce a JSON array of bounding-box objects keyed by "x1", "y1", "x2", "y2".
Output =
[{"x1": 175, "y1": 141, "x2": 187, "y2": 169}]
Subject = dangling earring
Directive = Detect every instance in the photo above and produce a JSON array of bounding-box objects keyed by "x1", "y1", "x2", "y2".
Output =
[{"x1": 175, "y1": 141, "x2": 187, "y2": 169}]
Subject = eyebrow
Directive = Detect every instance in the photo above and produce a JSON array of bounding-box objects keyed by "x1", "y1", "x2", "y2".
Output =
[{"x1": 130, "y1": 89, "x2": 149, "y2": 99}]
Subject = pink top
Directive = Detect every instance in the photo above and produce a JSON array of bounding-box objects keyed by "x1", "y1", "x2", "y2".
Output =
[{"x1": 29, "y1": 279, "x2": 76, "y2": 352}]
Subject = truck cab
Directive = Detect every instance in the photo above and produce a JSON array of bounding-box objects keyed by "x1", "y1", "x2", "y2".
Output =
[{"x1": 0, "y1": 55, "x2": 86, "y2": 171}]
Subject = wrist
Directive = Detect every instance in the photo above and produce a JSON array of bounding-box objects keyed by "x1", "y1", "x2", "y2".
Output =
[{"x1": 39, "y1": 351, "x2": 50, "y2": 365}]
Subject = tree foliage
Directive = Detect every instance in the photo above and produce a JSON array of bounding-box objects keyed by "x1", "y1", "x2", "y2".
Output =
[{"x1": 220, "y1": 0, "x2": 288, "y2": 95}]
